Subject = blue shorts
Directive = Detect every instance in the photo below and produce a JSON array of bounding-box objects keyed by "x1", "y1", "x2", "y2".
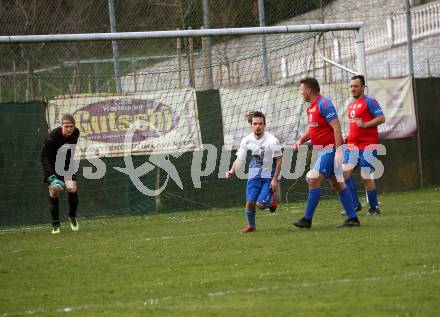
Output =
[
  {"x1": 344, "y1": 149, "x2": 378, "y2": 173},
  {"x1": 246, "y1": 177, "x2": 274, "y2": 206},
  {"x1": 311, "y1": 148, "x2": 342, "y2": 178}
]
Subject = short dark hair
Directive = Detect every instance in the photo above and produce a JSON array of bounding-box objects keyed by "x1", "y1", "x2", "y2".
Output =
[
  {"x1": 61, "y1": 113, "x2": 75, "y2": 125},
  {"x1": 247, "y1": 111, "x2": 266, "y2": 125},
  {"x1": 351, "y1": 75, "x2": 365, "y2": 86},
  {"x1": 299, "y1": 77, "x2": 320, "y2": 93}
]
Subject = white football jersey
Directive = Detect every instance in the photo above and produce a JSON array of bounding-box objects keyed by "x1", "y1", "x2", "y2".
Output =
[{"x1": 236, "y1": 131, "x2": 282, "y2": 179}]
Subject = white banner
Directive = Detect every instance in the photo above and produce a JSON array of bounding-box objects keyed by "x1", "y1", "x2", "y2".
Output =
[
  {"x1": 220, "y1": 77, "x2": 416, "y2": 148},
  {"x1": 47, "y1": 89, "x2": 202, "y2": 158},
  {"x1": 368, "y1": 76, "x2": 416, "y2": 139}
]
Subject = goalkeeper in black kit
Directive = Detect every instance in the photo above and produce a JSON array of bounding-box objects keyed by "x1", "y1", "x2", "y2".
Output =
[{"x1": 41, "y1": 113, "x2": 80, "y2": 234}]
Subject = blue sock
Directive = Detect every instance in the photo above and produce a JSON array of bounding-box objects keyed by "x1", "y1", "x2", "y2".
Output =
[
  {"x1": 346, "y1": 176, "x2": 360, "y2": 208},
  {"x1": 339, "y1": 187, "x2": 357, "y2": 218},
  {"x1": 367, "y1": 189, "x2": 379, "y2": 209},
  {"x1": 304, "y1": 188, "x2": 320, "y2": 220},
  {"x1": 245, "y1": 208, "x2": 256, "y2": 228}
]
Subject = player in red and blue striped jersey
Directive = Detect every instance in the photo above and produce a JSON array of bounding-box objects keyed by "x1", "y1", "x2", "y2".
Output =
[
  {"x1": 342, "y1": 75, "x2": 385, "y2": 216},
  {"x1": 292, "y1": 77, "x2": 360, "y2": 229}
]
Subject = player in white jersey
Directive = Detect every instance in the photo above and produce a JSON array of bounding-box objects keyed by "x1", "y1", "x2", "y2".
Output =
[{"x1": 226, "y1": 111, "x2": 283, "y2": 233}]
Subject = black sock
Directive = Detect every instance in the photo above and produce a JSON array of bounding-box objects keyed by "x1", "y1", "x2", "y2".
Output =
[
  {"x1": 49, "y1": 196, "x2": 60, "y2": 226},
  {"x1": 68, "y1": 192, "x2": 78, "y2": 218}
]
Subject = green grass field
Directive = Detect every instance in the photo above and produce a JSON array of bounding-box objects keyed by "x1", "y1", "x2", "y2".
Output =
[{"x1": 1, "y1": 188, "x2": 439, "y2": 317}]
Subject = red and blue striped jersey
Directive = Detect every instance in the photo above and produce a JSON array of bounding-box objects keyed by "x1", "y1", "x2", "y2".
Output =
[
  {"x1": 307, "y1": 95, "x2": 338, "y2": 147},
  {"x1": 347, "y1": 95, "x2": 384, "y2": 149}
]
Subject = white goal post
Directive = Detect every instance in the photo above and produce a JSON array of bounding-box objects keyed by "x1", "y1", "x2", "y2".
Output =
[{"x1": 0, "y1": 22, "x2": 367, "y2": 84}]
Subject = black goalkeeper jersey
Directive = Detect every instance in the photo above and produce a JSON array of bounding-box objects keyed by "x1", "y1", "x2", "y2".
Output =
[{"x1": 41, "y1": 127, "x2": 80, "y2": 181}]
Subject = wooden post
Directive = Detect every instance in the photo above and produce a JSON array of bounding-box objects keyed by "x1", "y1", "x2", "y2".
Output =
[
  {"x1": 201, "y1": 27, "x2": 209, "y2": 88},
  {"x1": 131, "y1": 58, "x2": 138, "y2": 92},
  {"x1": 188, "y1": 27, "x2": 196, "y2": 88},
  {"x1": 327, "y1": 46, "x2": 332, "y2": 83},
  {"x1": 226, "y1": 62, "x2": 231, "y2": 86},
  {"x1": 12, "y1": 61, "x2": 17, "y2": 102},
  {"x1": 322, "y1": 33, "x2": 327, "y2": 83},
  {"x1": 26, "y1": 60, "x2": 31, "y2": 101},
  {"x1": 88, "y1": 75, "x2": 92, "y2": 93},
  {"x1": 60, "y1": 61, "x2": 65, "y2": 95},
  {"x1": 76, "y1": 60, "x2": 81, "y2": 94},
  {"x1": 70, "y1": 69, "x2": 77, "y2": 95},
  {"x1": 94, "y1": 63, "x2": 99, "y2": 93},
  {"x1": 38, "y1": 78, "x2": 42, "y2": 98},
  {"x1": 312, "y1": 38, "x2": 316, "y2": 78},
  {"x1": 219, "y1": 64, "x2": 223, "y2": 86},
  {"x1": 235, "y1": 63, "x2": 240, "y2": 86}
]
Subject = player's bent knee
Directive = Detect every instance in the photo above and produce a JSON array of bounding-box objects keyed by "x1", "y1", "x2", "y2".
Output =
[
  {"x1": 343, "y1": 163, "x2": 355, "y2": 172},
  {"x1": 328, "y1": 182, "x2": 337, "y2": 191},
  {"x1": 361, "y1": 178, "x2": 374, "y2": 186},
  {"x1": 65, "y1": 180, "x2": 77, "y2": 193},
  {"x1": 246, "y1": 201, "x2": 256, "y2": 209},
  {"x1": 256, "y1": 203, "x2": 265, "y2": 209},
  {"x1": 49, "y1": 187, "x2": 61, "y2": 198},
  {"x1": 67, "y1": 187, "x2": 77, "y2": 193},
  {"x1": 333, "y1": 182, "x2": 345, "y2": 192},
  {"x1": 343, "y1": 170, "x2": 353, "y2": 180},
  {"x1": 360, "y1": 171, "x2": 374, "y2": 181},
  {"x1": 338, "y1": 185, "x2": 346, "y2": 192},
  {"x1": 50, "y1": 192, "x2": 60, "y2": 199},
  {"x1": 308, "y1": 178, "x2": 321, "y2": 189}
]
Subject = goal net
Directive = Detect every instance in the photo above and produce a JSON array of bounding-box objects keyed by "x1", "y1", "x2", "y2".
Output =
[{"x1": 0, "y1": 24, "x2": 366, "y2": 227}]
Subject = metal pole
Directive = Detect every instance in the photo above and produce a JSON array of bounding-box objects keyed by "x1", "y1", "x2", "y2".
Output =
[
  {"x1": 0, "y1": 23, "x2": 366, "y2": 43},
  {"x1": 258, "y1": 0, "x2": 270, "y2": 85},
  {"x1": 405, "y1": 0, "x2": 415, "y2": 76},
  {"x1": 108, "y1": 0, "x2": 122, "y2": 93},
  {"x1": 411, "y1": 77, "x2": 424, "y2": 188},
  {"x1": 405, "y1": 0, "x2": 423, "y2": 187},
  {"x1": 355, "y1": 26, "x2": 367, "y2": 85},
  {"x1": 202, "y1": 0, "x2": 214, "y2": 89}
]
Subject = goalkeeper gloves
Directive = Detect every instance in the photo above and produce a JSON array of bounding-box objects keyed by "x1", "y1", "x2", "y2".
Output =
[{"x1": 48, "y1": 175, "x2": 66, "y2": 191}]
